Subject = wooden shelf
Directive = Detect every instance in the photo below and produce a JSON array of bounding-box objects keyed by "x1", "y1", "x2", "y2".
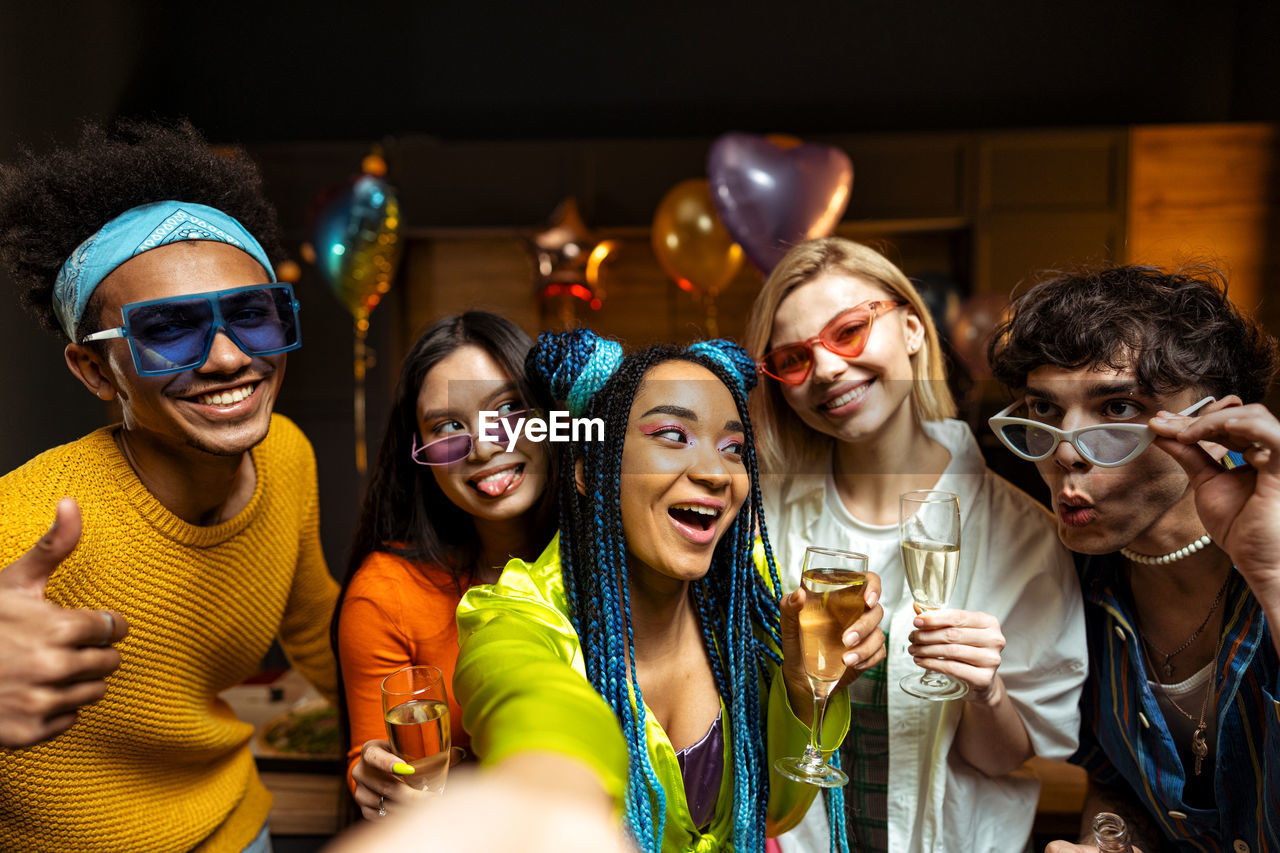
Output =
[
  {"x1": 398, "y1": 216, "x2": 972, "y2": 243},
  {"x1": 836, "y1": 216, "x2": 969, "y2": 235},
  {"x1": 259, "y1": 771, "x2": 344, "y2": 836}
]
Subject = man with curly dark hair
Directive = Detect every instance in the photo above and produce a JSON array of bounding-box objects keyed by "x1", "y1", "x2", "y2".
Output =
[
  {"x1": 986, "y1": 264, "x2": 1280, "y2": 853},
  {"x1": 0, "y1": 120, "x2": 338, "y2": 853}
]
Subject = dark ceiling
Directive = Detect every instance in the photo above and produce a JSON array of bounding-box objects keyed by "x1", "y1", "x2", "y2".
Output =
[{"x1": 5, "y1": 1, "x2": 1279, "y2": 147}]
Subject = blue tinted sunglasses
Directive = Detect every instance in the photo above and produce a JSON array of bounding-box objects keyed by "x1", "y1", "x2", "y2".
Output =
[{"x1": 81, "y1": 284, "x2": 302, "y2": 376}]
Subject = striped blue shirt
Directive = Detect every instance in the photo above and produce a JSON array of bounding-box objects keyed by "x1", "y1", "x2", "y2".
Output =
[{"x1": 1071, "y1": 553, "x2": 1279, "y2": 851}]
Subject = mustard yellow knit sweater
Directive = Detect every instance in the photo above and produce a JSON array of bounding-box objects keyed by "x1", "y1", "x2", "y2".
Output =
[{"x1": 0, "y1": 415, "x2": 338, "y2": 852}]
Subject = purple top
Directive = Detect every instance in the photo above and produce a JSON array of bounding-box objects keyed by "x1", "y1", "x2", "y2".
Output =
[{"x1": 674, "y1": 709, "x2": 724, "y2": 829}]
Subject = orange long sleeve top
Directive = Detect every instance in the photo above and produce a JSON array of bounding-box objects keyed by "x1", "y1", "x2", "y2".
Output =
[{"x1": 337, "y1": 550, "x2": 476, "y2": 792}]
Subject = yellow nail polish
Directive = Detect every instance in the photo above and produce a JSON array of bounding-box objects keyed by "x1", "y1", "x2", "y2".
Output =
[{"x1": 392, "y1": 762, "x2": 415, "y2": 776}]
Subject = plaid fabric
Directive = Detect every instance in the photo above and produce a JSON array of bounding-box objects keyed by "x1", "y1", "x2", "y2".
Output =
[
  {"x1": 838, "y1": 644, "x2": 890, "y2": 853},
  {"x1": 1072, "y1": 552, "x2": 1280, "y2": 851}
]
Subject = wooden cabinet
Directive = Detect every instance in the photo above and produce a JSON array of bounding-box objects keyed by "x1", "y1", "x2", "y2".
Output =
[
  {"x1": 254, "y1": 122, "x2": 1280, "y2": 352},
  {"x1": 252, "y1": 123, "x2": 1280, "y2": 358},
  {"x1": 249, "y1": 122, "x2": 1280, "y2": 521},
  {"x1": 1126, "y1": 124, "x2": 1280, "y2": 326},
  {"x1": 975, "y1": 130, "x2": 1128, "y2": 294}
]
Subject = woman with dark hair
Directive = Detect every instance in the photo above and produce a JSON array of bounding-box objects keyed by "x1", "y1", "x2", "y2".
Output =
[
  {"x1": 451, "y1": 330, "x2": 887, "y2": 853},
  {"x1": 333, "y1": 311, "x2": 555, "y2": 819}
]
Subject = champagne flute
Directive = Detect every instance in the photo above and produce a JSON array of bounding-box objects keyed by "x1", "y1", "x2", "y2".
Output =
[
  {"x1": 381, "y1": 665, "x2": 453, "y2": 793},
  {"x1": 774, "y1": 546, "x2": 868, "y2": 787},
  {"x1": 898, "y1": 490, "x2": 967, "y2": 701}
]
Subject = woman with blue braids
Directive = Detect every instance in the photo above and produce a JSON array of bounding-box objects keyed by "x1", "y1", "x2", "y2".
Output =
[{"x1": 452, "y1": 330, "x2": 887, "y2": 852}]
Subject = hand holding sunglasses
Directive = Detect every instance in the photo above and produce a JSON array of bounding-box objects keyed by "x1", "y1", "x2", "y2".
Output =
[
  {"x1": 989, "y1": 396, "x2": 1215, "y2": 467},
  {"x1": 81, "y1": 284, "x2": 301, "y2": 376}
]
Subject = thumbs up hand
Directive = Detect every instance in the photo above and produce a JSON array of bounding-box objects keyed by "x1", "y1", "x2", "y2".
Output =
[{"x1": 0, "y1": 498, "x2": 129, "y2": 748}]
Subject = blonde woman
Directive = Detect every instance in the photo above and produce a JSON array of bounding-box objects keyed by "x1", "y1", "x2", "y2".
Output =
[{"x1": 744, "y1": 237, "x2": 1086, "y2": 853}]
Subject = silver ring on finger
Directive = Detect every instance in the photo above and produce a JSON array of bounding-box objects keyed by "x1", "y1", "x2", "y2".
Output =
[
  {"x1": 96, "y1": 611, "x2": 116, "y2": 647},
  {"x1": 378, "y1": 795, "x2": 387, "y2": 817}
]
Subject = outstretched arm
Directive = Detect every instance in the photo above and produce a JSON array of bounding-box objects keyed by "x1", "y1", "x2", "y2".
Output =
[
  {"x1": 326, "y1": 754, "x2": 626, "y2": 853},
  {"x1": 454, "y1": 587, "x2": 630, "y2": 809}
]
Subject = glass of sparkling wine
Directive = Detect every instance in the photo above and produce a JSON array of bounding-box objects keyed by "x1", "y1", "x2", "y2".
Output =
[
  {"x1": 899, "y1": 490, "x2": 967, "y2": 701},
  {"x1": 381, "y1": 665, "x2": 452, "y2": 794},
  {"x1": 774, "y1": 546, "x2": 868, "y2": 787}
]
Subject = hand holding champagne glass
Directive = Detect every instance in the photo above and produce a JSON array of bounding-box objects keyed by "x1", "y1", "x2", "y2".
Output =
[
  {"x1": 899, "y1": 490, "x2": 967, "y2": 700},
  {"x1": 775, "y1": 546, "x2": 868, "y2": 787},
  {"x1": 382, "y1": 665, "x2": 453, "y2": 794}
]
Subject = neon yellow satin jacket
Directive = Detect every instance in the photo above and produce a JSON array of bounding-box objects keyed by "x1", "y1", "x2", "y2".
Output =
[{"x1": 454, "y1": 533, "x2": 850, "y2": 853}]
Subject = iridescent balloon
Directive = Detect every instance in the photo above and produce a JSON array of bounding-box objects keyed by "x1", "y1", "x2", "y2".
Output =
[
  {"x1": 313, "y1": 172, "x2": 402, "y2": 332},
  {"x1": 707, "y1": 133, "x2": 853, "y2": 275},
  {"x1": 309, "y1": 162, "x2": 403, "y2": 475}
]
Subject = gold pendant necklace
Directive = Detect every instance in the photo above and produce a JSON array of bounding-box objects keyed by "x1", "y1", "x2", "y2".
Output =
[
  {"x1": 1153, "y1": 666, "x2": 1213, "y2": 775},
  {"x1": 1137, "y1": 572, "x2": 1229, "y2": 679},
  {"x1": 1130, "y1": 571, "x2": 1230, "y2": 777}
]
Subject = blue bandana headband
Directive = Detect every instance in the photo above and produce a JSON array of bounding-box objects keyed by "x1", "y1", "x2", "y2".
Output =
[{"x1": 52, "y1": 200, "x2": 276, "y2": 340}]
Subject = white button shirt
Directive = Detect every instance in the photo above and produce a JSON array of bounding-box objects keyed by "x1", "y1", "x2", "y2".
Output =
[{"x1": 766, "y1": 419, "x2": 1087, "y2": 853}]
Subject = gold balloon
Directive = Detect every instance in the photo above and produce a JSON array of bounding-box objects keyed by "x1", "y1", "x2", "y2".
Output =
[
  {"x1": 651, "y1": 179, "x2": 743, "y2": 299},
  {"x1": 361, "y1": 152, "x2": 388, "y2": 177}
]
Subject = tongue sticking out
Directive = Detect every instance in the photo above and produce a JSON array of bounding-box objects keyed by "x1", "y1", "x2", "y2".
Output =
[{"x1": 474, "y1": 467, "x2": 518, "y2": 497}]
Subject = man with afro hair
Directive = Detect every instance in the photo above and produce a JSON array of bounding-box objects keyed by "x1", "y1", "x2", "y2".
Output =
[{"x1": 0, "y1": 120, "x2": 337, "y2": 853}]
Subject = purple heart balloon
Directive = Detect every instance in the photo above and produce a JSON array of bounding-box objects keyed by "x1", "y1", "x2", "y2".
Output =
[{"x1": 707, "y1": 133, "x2": 854, "y2": 274}]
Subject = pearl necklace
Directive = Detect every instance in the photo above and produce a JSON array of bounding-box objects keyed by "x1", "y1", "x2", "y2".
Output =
[{"x1": 1120, "y1": 534, "x2": 1212, "y2": 566}]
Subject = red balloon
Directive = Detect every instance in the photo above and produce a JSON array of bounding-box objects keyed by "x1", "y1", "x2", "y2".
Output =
[{"x1": 949, "y1": 293, "x2": 1009, "y2": 379}]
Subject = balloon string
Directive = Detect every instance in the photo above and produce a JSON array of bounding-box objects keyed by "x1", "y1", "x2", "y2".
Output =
[
  {"x1": 705, "y1": 297, "x2": 719, "y2": 338},
  {"x1": 354, "y1": 324, "x2": 369, "y2": 475}
]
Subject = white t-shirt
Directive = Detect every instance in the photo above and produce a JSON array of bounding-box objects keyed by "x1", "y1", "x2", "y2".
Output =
[{"x1": 763, "y1": 418, "x2": 1087, "y2": 853}]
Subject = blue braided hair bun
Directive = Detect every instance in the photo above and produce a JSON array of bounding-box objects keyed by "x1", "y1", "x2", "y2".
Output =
[
  {"x1": 686, "y1": 339, "x2": 758, "y2": 394},
  {"x1": 526, "y1": 328, "x2": 625, "y2": 417}
]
